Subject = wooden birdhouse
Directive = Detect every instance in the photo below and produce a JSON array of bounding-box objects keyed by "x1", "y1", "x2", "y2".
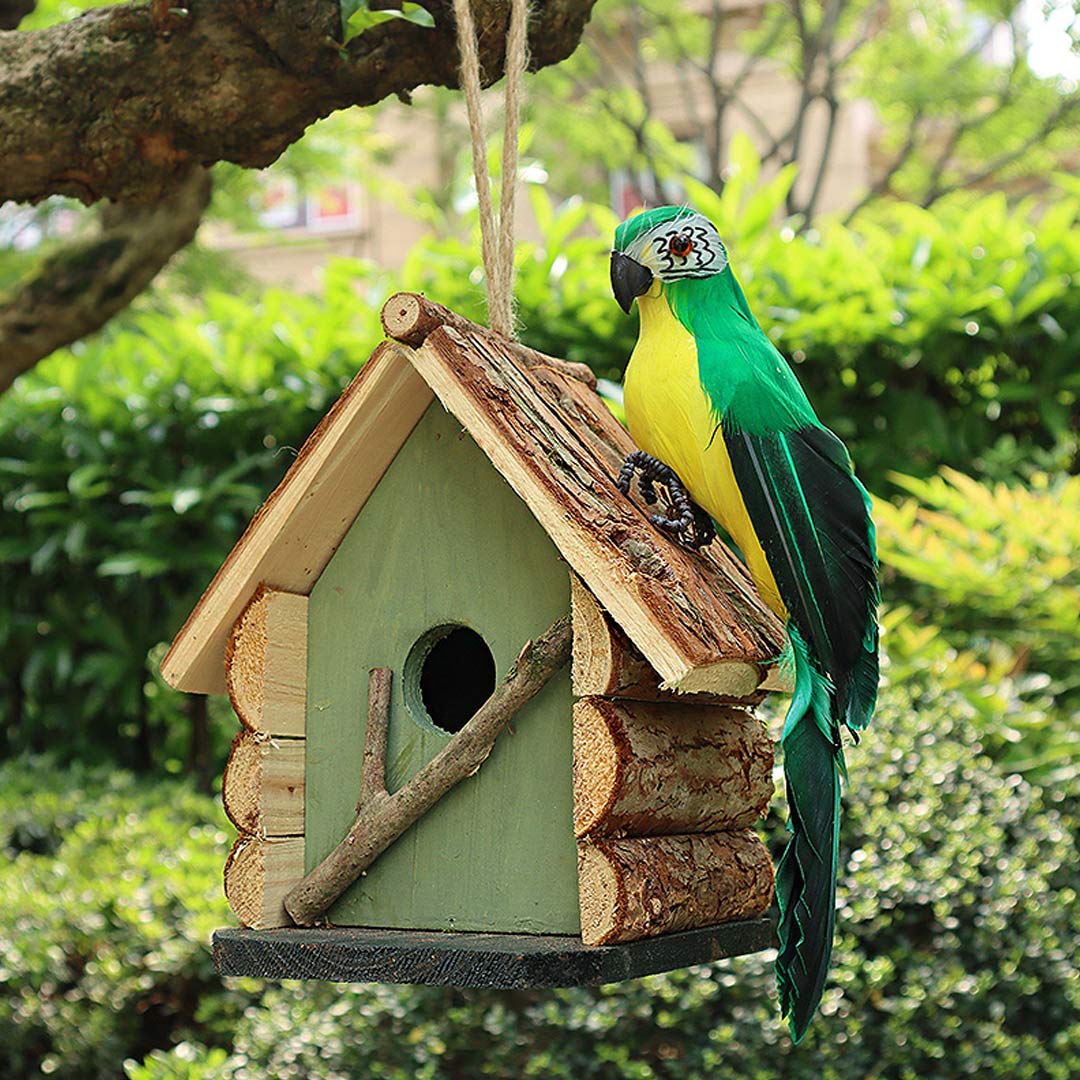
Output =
[{"x1": 161, "y1": 294, "x2": 788, "y2": 986}]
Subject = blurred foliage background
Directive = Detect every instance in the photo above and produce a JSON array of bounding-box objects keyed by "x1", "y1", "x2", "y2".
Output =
[{"x1": 2, "y1": 0, "x2": 1079, "y2": 1077}]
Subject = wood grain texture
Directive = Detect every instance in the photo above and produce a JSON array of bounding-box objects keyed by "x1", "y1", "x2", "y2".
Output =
[
  {"x1": 225, "y1": 586, "x2": 308, "y2": 736},
  {"x1": 406, "y1": 324, "x2": 786, "y2": 695},
  {"x1": 223, "y1": 834, "x2": 305, "y2": 929},
  {"x1": 287, "y1": 619, "x2": 572, "y2": 927},
  {"x1": 572, "y1": 698, "x2": 774, "y2": 840},
  {"x1": 381, "y1": 291, "x2": 597, "y2": 388},
  {"x1": 223, "y1": 730, "x2": 305, "y2": 837},
  {"x1": 165, "y1": 302, "x2": 789, "y2": 700},
  {"x1": 578, "y1": 831, "x2": 775, "y2": 946},
  {"x1": 570, "y1": 574, "x2": 767, "y2": 706},
  {"x1": 305, "y1": 404, "x2": 580, "y2": 935},
  {"x1": 162, "y1": 341, "x2": 433, "y2": 694},
  {"x1": 212, "y1": 920, "x2": 774, "y2": 986}
]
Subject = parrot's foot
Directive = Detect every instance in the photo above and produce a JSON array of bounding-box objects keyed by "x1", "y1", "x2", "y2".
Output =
[{"x1": 617, "y1": 450, "x2": 716, "y2": 550}]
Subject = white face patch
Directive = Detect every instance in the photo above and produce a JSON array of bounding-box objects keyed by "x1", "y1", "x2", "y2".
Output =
[{"x1": 625, "y1": 213, "x2": 728, "y2": 281}]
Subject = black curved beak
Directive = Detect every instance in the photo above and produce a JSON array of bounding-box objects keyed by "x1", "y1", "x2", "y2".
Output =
[{"x1": 610, "y1": 251, "x2": 653, "y2": 314}]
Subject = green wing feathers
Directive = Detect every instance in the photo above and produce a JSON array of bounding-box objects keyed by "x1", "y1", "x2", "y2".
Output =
[
  {"x1": 775, "y1": 630, "x2": 843, "y2": 1042},
  {"x1": 724, "y1": 423, "x2": 879, "y2": 735},
  {"x1": 664, "y1": 269, "x2": 879, "y2": 1039},
  {"x1": 723, "y1": 422, "x2": 879, "y2": 1040}
]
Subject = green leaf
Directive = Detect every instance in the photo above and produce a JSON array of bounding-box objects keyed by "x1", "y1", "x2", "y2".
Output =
[
  {"x1": 170, "y1": 488, "x2": 202, "y2": 515},
  {"x1": 67, "y1": 463, "x2": 111, "y2": 500},
  {"x1": 97, "y1": 553, "x2": 173, "y2": 579},
  {"x1": 342, "y1": 1, "x2": 434, "y2": 43}
]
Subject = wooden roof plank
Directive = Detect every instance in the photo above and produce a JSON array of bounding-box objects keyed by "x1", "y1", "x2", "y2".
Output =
[
  {"x1": 162, "y1": 298, "x2": 785, "y2": 699},
  {"x1": 161, "y1": 342, "x2": 433, "y2": 694},
  {"x1": 407, "y1": 325, "x2": 784, "y2": 693}
]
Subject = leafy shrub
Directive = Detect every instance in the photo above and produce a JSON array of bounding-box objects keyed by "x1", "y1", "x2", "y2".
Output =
[
  {"x1": 4, "y1": 159, "x2": 1078, "y2": 774},
  {"x1": 407, "y1": 139, "x2": 1080, "y2": 486},
  {"x1": 4, "y1": 666, "x2": 1077, "y2": 1080},
  {"x1": 737, "y1": 190, "x2": 1080, "y2": 486},
  {"x1": 0, "y1": 759, "x2": 240, "y2": 1078},
  {"x1": 876, "y1": 468, "x2": 1080, "y2": 784},
  {"x1": 0, "y1": 261, "x2": 386, "y2": 771},
  {"x1": 208, "y1": 687, "x2": 1074, "y2": 1079},
  {"x1": 124, "y1": 1043, "x2": 232, "y2": 1080}
]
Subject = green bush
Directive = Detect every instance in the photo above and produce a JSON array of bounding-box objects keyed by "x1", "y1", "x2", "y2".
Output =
[
  {"x1": 875, "y1": 468, "x2": 1080, "y2": 784},
  {"x1": 406, "y1": 143, "x2": 1080, "y2": 486},
  {"x1": 0, "y1": 759, "x2": 240, "y2": 1078},
  {"x1": 212, "y1": 688, "x2": 1079, "y2": 1078},
  {"x1": 0, "y1": 261, "x2": 386, "y2": 771},
  {"x1": 8, "y1": 662, "x2": 1077, "y2": 1078},
  {"x1": 726, "y1": 187, "x2": 1080, "y2": 485},
  {"x1": 4, "y1": 166, "x2": 1078, "y2": 775},
  {"x1": 124, "y1": 1043, "x2": 232, "y2": 1080}
]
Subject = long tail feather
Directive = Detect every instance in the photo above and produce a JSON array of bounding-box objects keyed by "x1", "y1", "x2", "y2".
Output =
[{"x1": 776, "y1": 628, "x2": 844, "y2": 1043}]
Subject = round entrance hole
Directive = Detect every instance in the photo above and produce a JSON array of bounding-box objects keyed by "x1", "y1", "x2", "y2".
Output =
[{"x1": 404, "y1": 624, "x2": 496, "y2": 735}]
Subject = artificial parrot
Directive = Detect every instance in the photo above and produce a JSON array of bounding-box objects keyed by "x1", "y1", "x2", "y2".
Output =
[{"x1": 610, "y1": 206, "x2": 880, "y2": 1042}]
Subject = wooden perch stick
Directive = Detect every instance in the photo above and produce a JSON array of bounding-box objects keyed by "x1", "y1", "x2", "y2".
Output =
[
  {"x1": 283, "y1": 616, "x2": 573, "y2": 927},
  {"x1": 358, "y1": 667, "x2": 391, "y2": 810}
]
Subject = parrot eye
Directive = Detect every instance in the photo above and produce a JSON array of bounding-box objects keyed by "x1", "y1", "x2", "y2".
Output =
[{"x1": 669, "y1": 233, "x2": 694, "y2": 259}]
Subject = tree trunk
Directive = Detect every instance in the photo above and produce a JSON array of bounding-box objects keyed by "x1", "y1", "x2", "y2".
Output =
[
  {"x1": 0, "y1": 167, "x2": 211, "y2": 393},
  {"x1": 186, "y1": 693, "x2": 213, "y2": 795},
  {"x1": 134, "y1": 686, "x2": 152, "y2": 774}
]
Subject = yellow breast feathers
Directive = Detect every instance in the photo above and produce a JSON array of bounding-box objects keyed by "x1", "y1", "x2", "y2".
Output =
[{"x1": 623, "y1": 289, "x2": 787, "y2": 619}]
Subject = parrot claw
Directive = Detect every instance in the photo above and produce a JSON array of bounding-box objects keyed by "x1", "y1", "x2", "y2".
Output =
[{"x1": 617, "y1": 451, "x2": 717, "y2": 551}]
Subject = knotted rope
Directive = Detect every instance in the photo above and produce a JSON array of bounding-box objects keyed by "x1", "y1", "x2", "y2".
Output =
[{"x1": 453, "y1": 0, "x2": 530, "y2": 339}]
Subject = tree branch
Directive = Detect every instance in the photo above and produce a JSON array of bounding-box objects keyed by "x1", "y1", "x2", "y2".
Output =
[
  {"x1": 800, "y1": 91, "x2": 840, "y2": 222},
  {"x1": 922, "y1": 93, "x2": 1080, "y2": 207},
  {"x1": 783, "y1": 0, "x2": 846, "y2": 215},
  {"x1": 920, "y1": 20, "x2": 1022, "y2": 202},
  {"x1": 283, "y1": 616, "x2": 573, "y2": 927},
  {"x1": 357, "y1": 666, "x2": 391, "y2": 808},
  {"x1": 0, "y1": 0, "x2": 34, "y2": 30},
  {"x1": 0, "y1": 167, "x2": 211, "y2": 393},
  {"x1": 843, "y1": 105, "x2": 926, "y2": 224},
  {"x1": 0, "y1": 0, "x2": 600, "y2": 206}
]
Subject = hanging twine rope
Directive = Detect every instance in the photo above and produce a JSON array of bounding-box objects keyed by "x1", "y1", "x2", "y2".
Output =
[{"x1": 453, "y1": 0, "x2": 530, "y2": 339}]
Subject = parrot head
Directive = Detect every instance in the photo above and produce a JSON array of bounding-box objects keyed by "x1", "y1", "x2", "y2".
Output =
[{"x1": 610, "y1": 206, "x2": 729, "y2": 313}]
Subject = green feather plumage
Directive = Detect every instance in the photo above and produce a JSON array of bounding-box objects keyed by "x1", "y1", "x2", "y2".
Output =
[{"x1": 639, "y1": 239, "x2": 880, "y2": 1041}]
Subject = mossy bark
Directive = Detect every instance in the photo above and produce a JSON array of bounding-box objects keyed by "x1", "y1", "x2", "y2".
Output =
[
  {"x1": 0, "y1": 0, "x2": 600, "y2": 206},
  {"x1": 0, "y1": 167, "x2": 210, "y2": 391}
]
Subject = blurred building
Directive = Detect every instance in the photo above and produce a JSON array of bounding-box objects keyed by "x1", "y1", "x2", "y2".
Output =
[
  {"x1": 215, "y1": 0, "x2": 1048, "y2": 289},
  {"x1": 221, "y1": 0, "x2": 888, "y2": 290}
]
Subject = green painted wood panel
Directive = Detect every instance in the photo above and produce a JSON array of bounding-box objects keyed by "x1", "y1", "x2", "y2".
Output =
[{"x1": 306, "y1": 404, "x2": 580, "y2": 934}]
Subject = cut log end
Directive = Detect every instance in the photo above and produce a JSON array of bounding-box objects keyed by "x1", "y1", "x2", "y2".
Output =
[
  {"x1": 570, "y1": 573, "x2": 615, "y2": 694},
  {"x1": 381, "y1": 292, "x2": 444, "y2": 349},
  {"x1": 223, "y1": 731, "x2": 262, "y2": 834},
  {"x1": 223, "y1": 729, "x2": 306, "y2": 837},
  {"x1": 225, "y1": 584, "x2": 269, "y2": 731},
  {"x1": 225, "y1": 586, "x2": 308, "y2": 736},
  {"x1": 224, "y1": 834, "x2": 305, "y2": 929},
  {"x1": 572, "y1": 700, "x2": 622, "y2": 837},
  {"x1": 578, "y1": 831, "x2": 775, "y2": 946},
  {"x1": 577, "y1": 842, "x2": 625, "y2": 947},
  {"x1": 668, "y1": 660, "x2": 764, "y2": 699}
]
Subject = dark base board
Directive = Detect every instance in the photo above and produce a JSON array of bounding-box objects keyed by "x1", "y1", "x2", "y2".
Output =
[{"x1": 212, "y1": 919, "x2": 774, "y2": 988}]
